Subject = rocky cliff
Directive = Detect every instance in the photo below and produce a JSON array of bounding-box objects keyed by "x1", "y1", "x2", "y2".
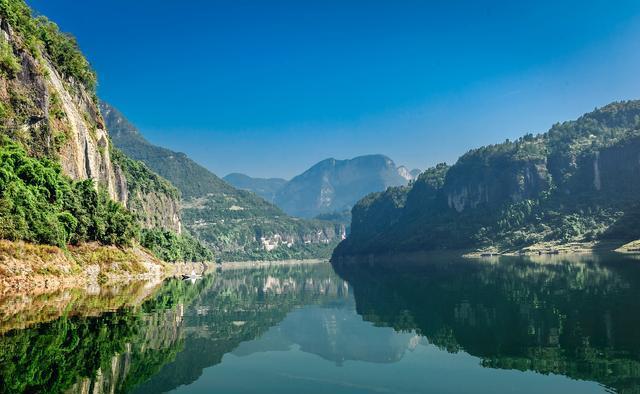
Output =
[
  {"x1": 0, "y1": 1, "x2": 181, "y2": 234},
  {"x1": 335, "y1": 101, "x2": 640, "y2": 256},
  {"x1": 0, "y1": 7, "x2": 124, "y2": 202}
]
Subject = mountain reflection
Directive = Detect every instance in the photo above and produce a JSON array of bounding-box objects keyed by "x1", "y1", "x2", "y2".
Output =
[
  {"x1": 1, "y1": 256, "x2": 639, "y2": 393},
  {"x1": 332, "y1": 253, "x2": 640, "y2": 393}
]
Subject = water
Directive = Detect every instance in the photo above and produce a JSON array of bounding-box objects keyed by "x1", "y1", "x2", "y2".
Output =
[{"x1": 1, "y1": 253, "x2": 640, "y2": 393}]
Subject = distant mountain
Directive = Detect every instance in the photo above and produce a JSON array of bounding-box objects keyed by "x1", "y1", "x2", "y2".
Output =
[
  {"x1": 335, "y1": 100, "x2": 640, "y2": 257},
  {"x1": 101, "y1": 102, "x2": 345, "y2": 261},
  {"x1": 274, "y1": 155, "x2": 418, "y2": 218},
  {"x1": 396, "y1": 166, "x2": 422, "y2": 182},
  {"x1": 101, "y1": 104, "x2": 231, "y2": 200},
  {"x1": 223, "y1": 173, "x2": 287, "y2": 202}
]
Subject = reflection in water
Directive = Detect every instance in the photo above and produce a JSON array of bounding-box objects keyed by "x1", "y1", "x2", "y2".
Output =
[
  {"x1": 0, "y1": 255, "x2": 639, "y2": 393},
  {"x1": 333, "y1": 253, "x2": 640, "y2": 393}
]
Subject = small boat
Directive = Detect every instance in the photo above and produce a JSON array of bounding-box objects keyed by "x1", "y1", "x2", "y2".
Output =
[{"x1": 182, "y1": 270, "x2": 203, "y2": 281}]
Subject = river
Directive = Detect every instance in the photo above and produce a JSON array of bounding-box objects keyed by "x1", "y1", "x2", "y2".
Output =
[{"x1": 1, "y1": 253, "x2": 639, "y2": 393}]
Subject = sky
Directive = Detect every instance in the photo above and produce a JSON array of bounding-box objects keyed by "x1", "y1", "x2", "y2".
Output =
[{"x1": 28, "y1": 0, "x2": 640, "y2": 178}]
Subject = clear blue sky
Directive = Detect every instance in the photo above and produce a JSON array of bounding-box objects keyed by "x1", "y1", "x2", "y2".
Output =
[{"x1": 29, "y1": 0, "x2": 640, "y2": 178}]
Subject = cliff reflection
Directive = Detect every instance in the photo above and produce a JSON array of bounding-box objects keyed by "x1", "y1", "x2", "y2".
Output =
[{"x1": 332, "y1": 253, "x2": 640, "y2": 393}]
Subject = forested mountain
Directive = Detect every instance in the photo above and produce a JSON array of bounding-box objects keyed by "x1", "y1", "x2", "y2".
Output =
[
  {"x1": 101, "y1": 102, "x2": 345, "y2": 261},
  {"x1": 274, "y1": 155, "x2": 419, "y2": 219},
  {"x1": 335, "y1": 101, "x2": 640, "y2": 256},
  {"x1": 0, "y1": 0, "x2": 210, "y2": 264},
  {"x1": 223, "y1": 173, "x2": 287, "y2": 202}
]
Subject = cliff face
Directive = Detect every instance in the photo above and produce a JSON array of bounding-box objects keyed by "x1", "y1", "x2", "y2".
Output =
[
  {"x1": 0, "y1": 2, "x2": 181, "y2": 234},
  {"x1": 0, "y1": 14, "x2": 124, "y2": 203},
  {"x1": 336, "y1": 101, "x2": 640, "y2": 256}
]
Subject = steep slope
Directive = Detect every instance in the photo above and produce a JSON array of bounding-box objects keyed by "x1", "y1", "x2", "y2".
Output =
[
  {"x1": 335, "y1": 101, "x2": 640, "y2": 257},
  {"x1": 0, "y1": 2, "x2": 124, "y2": 202},
  {"x1": 101, "y1": 102, "x2": 345, "y2": 261},
  {"x1": 0, "y1": 1, "x2": 182, "y2": 234},
  {"x1": 223, "y1": 173, "x2": 287, "y2": 202},
  {"x1": 0, "y1": 1, "x2": 212, "y2": 269},
  {"x1": 274, "y1": 155, "x2": 416, "y2": 218}
]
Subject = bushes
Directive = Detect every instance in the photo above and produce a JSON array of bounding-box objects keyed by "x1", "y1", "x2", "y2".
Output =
[
  {"x1": 0, "y1": 139, "x2": 137, "y2": 247},
  {"x1": 0, "y1": 36, "x2": 21, "y2": 78},
  {"x1": 140, "y1": 228, "x2": 213, "y2": 263},
  {"x1": 0, "y1": 0, "x2": 97, "y2": 90}
]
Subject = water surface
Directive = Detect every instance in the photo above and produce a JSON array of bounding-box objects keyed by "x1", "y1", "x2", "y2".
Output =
[{"x1": 1, "y1": 254, "x2": 639, "y2": 393}]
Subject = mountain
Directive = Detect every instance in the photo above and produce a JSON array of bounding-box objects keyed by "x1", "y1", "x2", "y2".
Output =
[
  {"x1": 396, "y1": 166, "x2": 421, "y2": 182},
  {"x1": 334, "y1": 100, "x2": 640, "y2": 257},
  {"x1": 223, "y1": 173, "x2": 287, "y2": 202},
  {"x1": 274, "y1": 155, "x2": 418, "y2": 218},
  {"x1": 101, "y1": 102, "x2": 345, "y2": 261}
]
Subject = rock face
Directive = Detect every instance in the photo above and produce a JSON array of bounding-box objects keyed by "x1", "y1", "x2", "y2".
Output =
[
  {"x1": 0, "y1": 15, "x2": 124, "y2": 203},
  {"x1": 274, "y1": 155, "x2": 417, "y2": 218},
  {"x1": 0, "y1": 4, "x2": 181, "y2": 234},
  {"x1": 336, "y1": 101, "x2": 640, "y2": 256}
]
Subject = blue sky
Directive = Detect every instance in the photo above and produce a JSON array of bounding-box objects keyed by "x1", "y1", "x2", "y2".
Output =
[{"x1": 29, "y1": 0, "x2": 640, "y2": 178}]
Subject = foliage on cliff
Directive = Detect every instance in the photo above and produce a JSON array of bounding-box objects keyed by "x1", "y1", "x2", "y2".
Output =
[
  {"x1": 140, "y1": 228, "x2": 213, "y2": 263},
  {"x1": 336, "y1": 101, "x2": 640, "y2": 255},
  {"x1": 0, "y1": 0, "x2": 96, "y2": 90},
  {"x1": 0, "y1": 139, "x2": 137, "y2": 247}
]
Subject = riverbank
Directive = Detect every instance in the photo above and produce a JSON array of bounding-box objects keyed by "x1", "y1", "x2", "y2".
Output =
[
  {"x1": 0, "y1": 240, "x2": 168, "y2": 296},
  {"x1": 220, "y1": 258, "x2": 328, "y2": 271},
  {"x1": 463, "y1": 239, "x2": 640, "y2": 258},
  {"x1": 333, "y1": 240, "x2": 640, "y2": 266}
]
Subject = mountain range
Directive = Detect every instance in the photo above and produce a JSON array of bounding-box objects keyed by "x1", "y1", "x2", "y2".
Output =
[
  {"x1": 101, "y1": 102, "x2": 345, "y2": 261},
  {"x1": 225, "y1": 156, "x2": 420, "y2": 219}
]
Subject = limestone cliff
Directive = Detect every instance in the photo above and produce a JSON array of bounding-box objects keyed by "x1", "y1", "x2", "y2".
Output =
[
  {"x1": 0, "y1": 12, "x2": 124, "y2": 202},
  {"x1": 0, "y1": 2, "x2": 182, "y2": 233}
]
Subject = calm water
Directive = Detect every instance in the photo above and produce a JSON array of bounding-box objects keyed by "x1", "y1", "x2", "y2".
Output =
[{"x1": 1, "y1": 253, "x2": 640, "y2": 393}]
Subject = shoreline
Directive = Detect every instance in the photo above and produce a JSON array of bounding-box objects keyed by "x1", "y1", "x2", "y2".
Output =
[
  {"x1": 220, "y1": 258, "x2": 328, "y2": 271},
  {"x1": 0, "y1": 239, "x2": 331, "y2": 297},
  {"x1": 333, "y1": 239, "x2": 640, "y2": 266},
  {"x1": 0, "y1": 240, "x2": 167, "y2": 297}
]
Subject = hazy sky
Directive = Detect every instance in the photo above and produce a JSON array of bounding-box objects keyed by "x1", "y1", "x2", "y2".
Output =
[{"x1": 29, "y1": 0, "x2": 640, "y2": 178}]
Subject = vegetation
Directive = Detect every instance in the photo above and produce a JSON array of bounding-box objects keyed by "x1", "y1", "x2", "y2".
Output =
[
  {"x1": 0, "y1": 138, "x2": 137, "y2": 247},
  {"x1": 111, "y1": 148, "x2": 179, "y2": 200},
  {"x1": 337, "y1": 101, "x2": 640, "y2": 256},
  {"x1": 0, "y1": 35, "x2": 20, "y2": 78},
  {"x1": 0, "y1": 0, "x2": 97, "y2": 90},
  {"x1": 140, "y1": 228, "x2": 213, "y2": 263}
]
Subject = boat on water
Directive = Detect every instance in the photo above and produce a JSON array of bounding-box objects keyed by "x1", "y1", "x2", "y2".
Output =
[{"x1": 182, "y1": 270, "x2": 203, "y2": 282}]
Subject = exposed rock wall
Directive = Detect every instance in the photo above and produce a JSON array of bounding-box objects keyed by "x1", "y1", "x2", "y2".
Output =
[
  {"x1": 0, "y1": 16, "x2": 124, "y2": 202},
  {"x1": 128, "y1": 189, "x2": 182, "y2": 234}
]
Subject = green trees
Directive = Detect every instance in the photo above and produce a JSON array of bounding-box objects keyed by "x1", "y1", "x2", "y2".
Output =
[
  {"x1": 336, "y1": 101, "x2": 640, "y2": 256},
  {"x1": 140, "y1": 228, "x2": 213, "y2": 263},
  {"x1": 0, "y1": 0, "x2": 96, "y2": 90},
  {"x1": 0, "y1": 139, "x2": 137, "y2": 247}
]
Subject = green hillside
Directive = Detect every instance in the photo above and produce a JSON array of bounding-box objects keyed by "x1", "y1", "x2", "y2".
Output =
[
  {"x1": 336, "y1": 100, "x2": 640, "y2": 256},
  {"x1": 101, "y1": 102, "x2": 345, "y2": 261}
]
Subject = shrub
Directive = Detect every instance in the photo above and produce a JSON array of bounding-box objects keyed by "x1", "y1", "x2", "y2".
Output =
[{"x1": 0, "y1": 138, "x2": 138, "y2": 247}]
